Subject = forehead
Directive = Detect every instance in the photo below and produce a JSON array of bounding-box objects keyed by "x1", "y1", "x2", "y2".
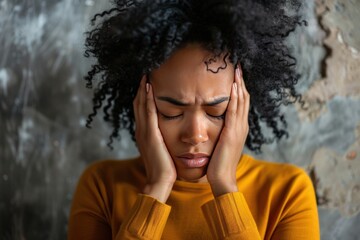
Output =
[{"x1": 150, "y1": 44, "x2": 234, "y2": 102}]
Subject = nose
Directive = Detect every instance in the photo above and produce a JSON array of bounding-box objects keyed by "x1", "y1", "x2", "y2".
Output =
[{"x1": 180, "y1": 113, "x2": 209, "y2": 146}]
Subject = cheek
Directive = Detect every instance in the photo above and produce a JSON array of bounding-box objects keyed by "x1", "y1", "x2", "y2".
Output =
[
  {"x1": 208, "y1": 121, "x2": 224, "y2": 143},
  {"x1": 157, "y1": 118, "x2": 179, "y2": 146}
]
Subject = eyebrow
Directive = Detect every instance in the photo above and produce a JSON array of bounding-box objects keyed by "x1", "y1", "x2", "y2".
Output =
[{"x1": 156, "y1": 96, "x2": 229, "y2": 106}]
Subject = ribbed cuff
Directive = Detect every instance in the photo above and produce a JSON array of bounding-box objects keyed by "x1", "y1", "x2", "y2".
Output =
[
  {"x1": 125, "y1": 194, "x2": 171, "y2": 239},
  {"x1": 201, "y1": 192, "x2": 259, "y2": 239}
]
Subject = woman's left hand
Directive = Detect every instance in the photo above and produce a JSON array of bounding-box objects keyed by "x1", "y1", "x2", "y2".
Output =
[{"x1": 206, "y1": 66, "x2": 250, "y2": 197}]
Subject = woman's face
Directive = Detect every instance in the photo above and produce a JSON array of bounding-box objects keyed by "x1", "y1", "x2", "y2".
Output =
[{"x1": 151, "y1": 44, "x2": 234, "y2": 183}]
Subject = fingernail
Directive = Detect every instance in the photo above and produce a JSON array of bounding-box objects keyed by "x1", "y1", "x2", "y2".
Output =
[
  {"x1": 233, "y1": 82, "x2": 237, "y2": 91},
  {"x1": 146, "y1": 83, "x2": 150, "y2": 93}
]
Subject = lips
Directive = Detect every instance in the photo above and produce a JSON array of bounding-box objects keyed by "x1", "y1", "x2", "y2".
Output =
[{"x1": 177, "y1": 153, "x2": 210, "y2": 168}]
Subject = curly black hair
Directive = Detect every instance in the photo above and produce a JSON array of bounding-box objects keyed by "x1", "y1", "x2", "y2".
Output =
[{"x1": 84, "y1": 0, "x2": 306, "y2": 153}]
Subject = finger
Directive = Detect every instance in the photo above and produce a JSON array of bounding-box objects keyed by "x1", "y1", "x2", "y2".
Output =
[
  {"x1": 225, "y1": 81, "x2": 238, "y2": 128},
  {"x1": 134, "y1": 75, "x2": 146, "y2": 122},
  {"x1": 146, "y1": 83, "x2": 160, "y2": 135},
  {"x1": 134, "y1": 75, "x2": 146, "y2": 105},
  {"x1": 241, "y1": 75, "x2": 250, "y2": 122},
  {"x1": 138, "y1": 75, "x2": 147, "y2": 107},
  {"x1": 235, "y1": 67, "x2": 245, "y2": 118},
  {"x1": 134, "y1": 76, "x2": 147, "y2": 137},
  {"x1": 133, "y1": 76, "x2": 145, "y2": 121},
  {"x1": 237, "y1": 66, "x2": 250, "y2": 133}
]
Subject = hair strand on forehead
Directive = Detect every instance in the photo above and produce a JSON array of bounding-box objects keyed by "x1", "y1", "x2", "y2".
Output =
[{"x1": 204, "y1": 53, "x2": 230, "y2": 74}]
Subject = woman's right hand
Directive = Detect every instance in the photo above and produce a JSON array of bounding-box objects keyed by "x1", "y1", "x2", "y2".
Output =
[{"x1": 133, "y1": 75, "x2": 177, "y2": 203}]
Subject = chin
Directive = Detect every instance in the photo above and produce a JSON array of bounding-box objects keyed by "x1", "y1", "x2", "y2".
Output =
[{"x1": 177, "y1": 167, "x2": 208, "y2": 183}]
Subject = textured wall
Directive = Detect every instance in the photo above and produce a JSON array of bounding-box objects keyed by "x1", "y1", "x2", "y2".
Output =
[
  {"x1": 254, "y1": 0, "x2": 360, "y2": 239},
  {"x1": 0, "y1": 0, "x2": 359, "y2": 239}
]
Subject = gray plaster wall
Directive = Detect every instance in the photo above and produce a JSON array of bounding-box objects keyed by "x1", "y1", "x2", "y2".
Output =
[{"x1": 0, "y1": 0, "x2": 359, "y2": 239}]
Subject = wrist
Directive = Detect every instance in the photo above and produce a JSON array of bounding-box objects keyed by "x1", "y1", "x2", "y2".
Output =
[
  {"x1": 143, "y1": 181, "x2": 174, "y2": 203},
  {"x1": 209, "y1": 180, "x2": 238, "y2": 197}
]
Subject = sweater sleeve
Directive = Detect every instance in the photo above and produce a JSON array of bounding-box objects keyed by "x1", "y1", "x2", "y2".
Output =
[
  {"x1": 68, "y1": 163, "x2": 113, "y2": 240},
  {"x1": 270, "y1": 169, "x2": 320, "y2": 240},
  {"x1": 201, "y1": 169, "x2": 320, "y2": 240},
  {"x1": 201, "y1": 192, "x2": 261, "y2": 240},
  {"x1": 68, "y1": 162, "x2": 171, "y2": 240},
  {"x1": 116, "y1": 194, "x2": 171, "y2": 240}
]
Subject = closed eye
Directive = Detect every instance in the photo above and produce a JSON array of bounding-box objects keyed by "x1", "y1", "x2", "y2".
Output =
[
  {"x1": 207, "y1": 112, "x2": 226, "y2": 120},
  {"x1": 160, "y1": 113, "x2": 182, "y2": 120},
  {"x1": 160, "y1": 112, "x2": 226, "y2": 120}
]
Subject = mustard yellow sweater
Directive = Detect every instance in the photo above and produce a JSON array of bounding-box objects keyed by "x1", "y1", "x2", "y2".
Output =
[{"x1": 68, "y1": 154, "x2": 319, "y2": 239}]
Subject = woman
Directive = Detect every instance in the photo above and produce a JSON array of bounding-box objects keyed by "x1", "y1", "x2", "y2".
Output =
[{"x1": 68, "y1": 0, "x2": 320, "y2": 239}]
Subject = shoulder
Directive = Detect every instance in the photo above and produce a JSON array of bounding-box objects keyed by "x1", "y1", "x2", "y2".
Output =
[
  {"x1": 241, "y1": 154, "x2": 314, "y2": 194},
  {"x1": 240, "y1": 154, "x2": 317, "y2": 215},
  {"x1": 238, "y1": 157, "x2": 319, "y2": 237},
  {"x1": 243, "y1": 154, "x2": 309, "y2": 180},
  {"x1": 81, "y1": 157, "x2": 140, "y2": 175},
  {"x1": 77, "y1": 157, "x2": 144, "y2": 190},
  {"x1": 69, "y1": 158, "x2": 143, "y2": 230}
]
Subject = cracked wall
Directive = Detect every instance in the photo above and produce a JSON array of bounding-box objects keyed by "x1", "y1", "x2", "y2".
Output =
[
  {"x1": 247, "y1": 0, "x2": 360, "y2": 238},
  {"x1": 1, "y1": 0, "x2": 360, "y2": 239}
]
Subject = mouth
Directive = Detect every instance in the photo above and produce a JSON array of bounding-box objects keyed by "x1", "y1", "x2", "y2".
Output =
[{"x1": 176, "y1": 153, "x2": 210, "y2": 168}]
